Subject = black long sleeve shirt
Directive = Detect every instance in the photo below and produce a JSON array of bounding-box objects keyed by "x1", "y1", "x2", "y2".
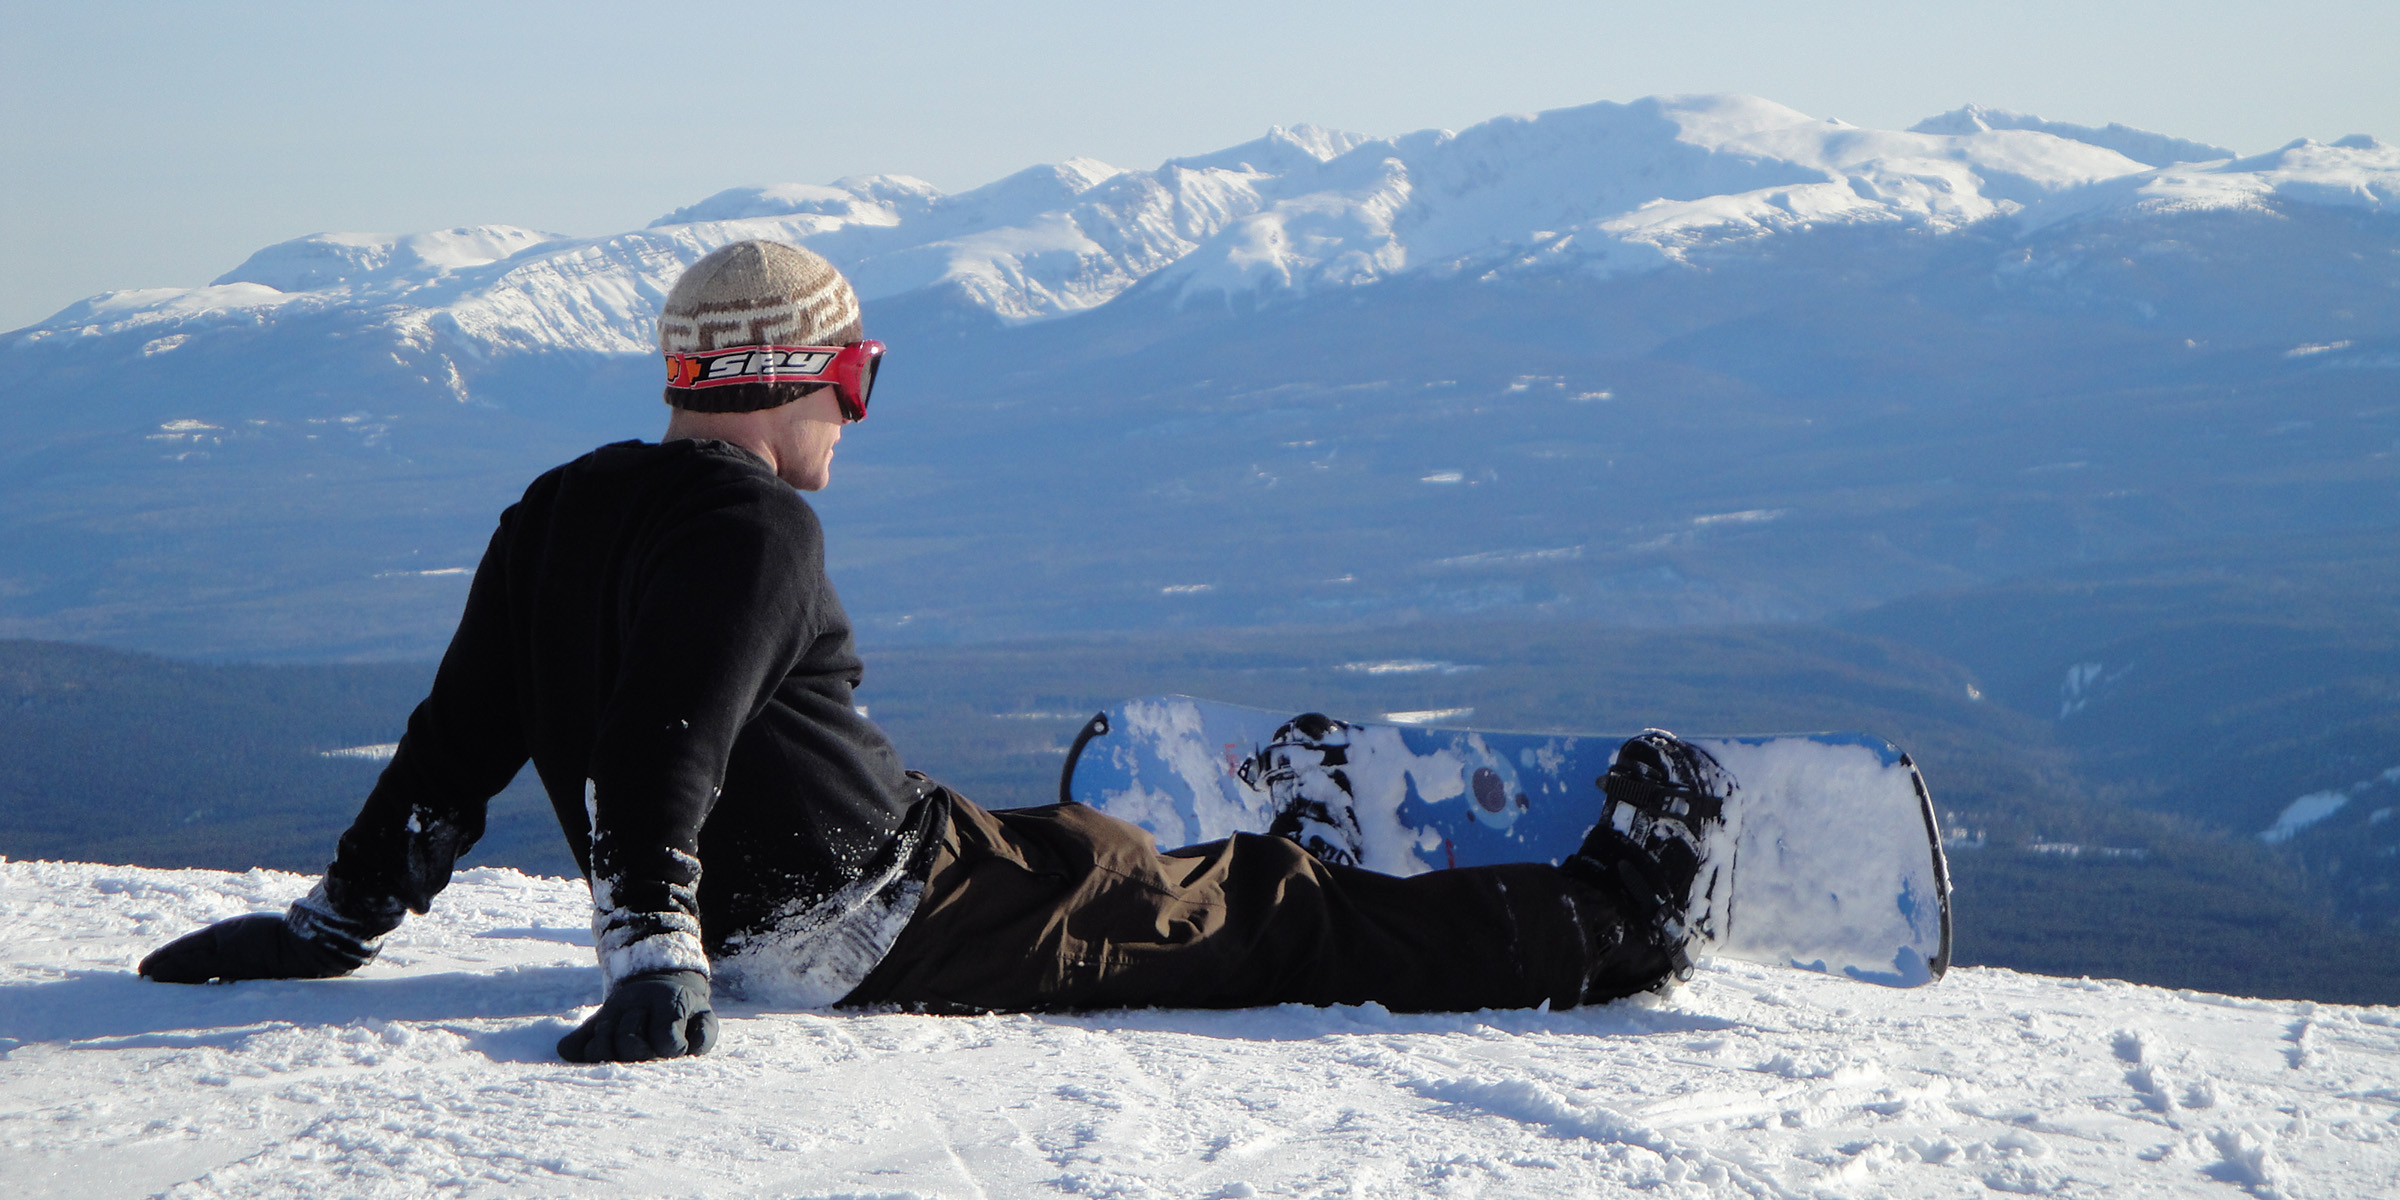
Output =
[{"x1": 321, "y1": 439, "x2": 938, "y2": 988}]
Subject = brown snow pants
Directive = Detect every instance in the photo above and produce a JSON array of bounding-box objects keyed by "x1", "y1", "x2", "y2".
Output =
[{"x1": 840, "y1": 792, "x2": 1671, "y2": 1013}]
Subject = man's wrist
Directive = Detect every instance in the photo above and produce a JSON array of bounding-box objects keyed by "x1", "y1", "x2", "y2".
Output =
[
  {"x1": 592, "y1": 905, "x2": 711, "y2": 988},
  {"x1": 286, "y1": 877, "x2": 406, "y2": 970}
]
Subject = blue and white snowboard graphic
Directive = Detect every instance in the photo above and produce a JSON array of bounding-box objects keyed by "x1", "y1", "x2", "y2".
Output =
[{"x1": 1060, "y1": 696, "x2": 1952, "y2": 988}]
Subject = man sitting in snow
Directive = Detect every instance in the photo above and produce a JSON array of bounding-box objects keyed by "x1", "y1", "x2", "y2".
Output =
[{"x1": 139, "y1": 240, "x2": 1728, "y2": 1064}]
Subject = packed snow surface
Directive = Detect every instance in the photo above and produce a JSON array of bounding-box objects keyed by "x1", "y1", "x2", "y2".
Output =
[{"x1": 4, "y1": 860, "x2": 2396, "y2": 1198}]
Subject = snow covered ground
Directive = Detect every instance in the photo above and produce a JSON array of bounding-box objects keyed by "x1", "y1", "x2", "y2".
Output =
[{"x1": 3, "y1": 859, "x2": 2395, "y2": 1199}]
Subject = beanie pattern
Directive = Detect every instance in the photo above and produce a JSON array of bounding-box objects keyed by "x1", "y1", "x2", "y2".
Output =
[{"x1": 659, "y1": 240, "x2": 863, "y2": 412}]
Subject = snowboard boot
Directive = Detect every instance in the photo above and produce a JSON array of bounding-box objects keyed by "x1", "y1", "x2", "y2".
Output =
[
  {"x1": 1243, "y1": 713, "x2": 1369, "y2": 868},
  {"x1": 1564, "y1": 729, "x2": 1733, "y2": 984}
]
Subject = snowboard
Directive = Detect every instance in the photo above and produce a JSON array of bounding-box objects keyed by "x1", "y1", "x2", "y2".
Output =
[{"x1": 1058, "y1": 696, "x2": 1951, "y2": 988}]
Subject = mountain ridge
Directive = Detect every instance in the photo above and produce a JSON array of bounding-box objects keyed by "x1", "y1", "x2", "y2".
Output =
[
  {"x1": 0, "y1": 92, "x2": 2393, "y2": 666},
  {"x1": 15, "y1": 93, "x2": 2392, "y2": 356}
]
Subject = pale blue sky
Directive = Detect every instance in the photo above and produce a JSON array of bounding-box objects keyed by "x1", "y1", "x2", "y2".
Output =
[{"x1": 4, "y1": 0, "x2": 2394, "y2": 331}]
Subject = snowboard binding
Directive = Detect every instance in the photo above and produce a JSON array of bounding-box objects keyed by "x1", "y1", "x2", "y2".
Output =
[
  {"x1": 1571, "y1": 729, "x2": 1735, "y2": 983},
  {"x1": 1241, "y1": 713, "x2": 1369, "y2": 869}
]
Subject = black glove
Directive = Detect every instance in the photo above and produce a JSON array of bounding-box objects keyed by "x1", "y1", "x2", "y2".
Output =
[
  {"x1": 138, "y1": 913, "x2": 369, "y2": 983},
  {"x1": 557, "y1": 969, "x2": 719, "y2": 1063}
]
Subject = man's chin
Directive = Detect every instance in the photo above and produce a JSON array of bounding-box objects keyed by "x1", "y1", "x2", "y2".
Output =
[{"x1": 789, "y1": 469, "x2": 831, "y2": 491}]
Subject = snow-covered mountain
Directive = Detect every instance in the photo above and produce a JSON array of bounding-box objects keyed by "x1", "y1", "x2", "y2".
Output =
[
  {"x1": 16, "y1": 94, "x2": 2396, "y2": 359},
  {"x1": 1, "y1": 92, "x2": 2396, "y2": 666},
  {"x1": 3, "y1": 857, "x2": 2395, "y2": 1198},
  {"x1": 1909, "y1": 103, "x2": 2238, "y2": 170}
]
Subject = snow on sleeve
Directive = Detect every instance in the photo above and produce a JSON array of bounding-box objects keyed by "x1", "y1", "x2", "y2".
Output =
[
  {"x1": 580, "y1": 780, "x2": 709, "y2": 987},
  {"x1": 586, "y1": 852, "x2": 711, "y2": 985}
]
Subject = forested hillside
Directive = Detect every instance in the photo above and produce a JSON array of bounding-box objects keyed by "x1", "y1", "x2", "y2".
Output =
[{"x1": 9, "y1": 569, "x2": 2398, "y2": 1004}]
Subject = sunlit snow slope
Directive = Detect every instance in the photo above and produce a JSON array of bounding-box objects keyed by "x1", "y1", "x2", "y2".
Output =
[{"x1": 3, "y1": 859, "x2": 2395, "y2": 1199}]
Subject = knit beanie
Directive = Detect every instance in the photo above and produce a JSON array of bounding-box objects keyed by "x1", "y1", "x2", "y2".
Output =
[{"x1": 658, "y1": 240, "x2": 863, "y2": 412}]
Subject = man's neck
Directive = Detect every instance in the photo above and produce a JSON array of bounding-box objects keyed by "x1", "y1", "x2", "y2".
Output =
[{"x1": 662, "y1": 408, "x2": 782, "y2": 476}]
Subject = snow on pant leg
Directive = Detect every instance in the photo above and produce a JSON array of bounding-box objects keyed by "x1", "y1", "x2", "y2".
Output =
[{"x1": 840, "y1": 794, "x2": 1672, "y2": 1013}]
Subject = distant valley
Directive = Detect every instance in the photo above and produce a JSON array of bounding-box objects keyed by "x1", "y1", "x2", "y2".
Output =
[
  {"x1": 2, "y1": 93, "x2": 2395, "y2": 1001},
  {"x1": 6, "y1": 536, "x2": 2398, "y2": 1003},
  {"x1": 1, "y1": 93, "x2": 2392, "y2": 658}
]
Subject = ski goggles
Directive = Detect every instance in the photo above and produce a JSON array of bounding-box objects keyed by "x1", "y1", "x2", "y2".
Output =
[{"x1": 662, "y1": 340, "x2": 885, "y2": 421}]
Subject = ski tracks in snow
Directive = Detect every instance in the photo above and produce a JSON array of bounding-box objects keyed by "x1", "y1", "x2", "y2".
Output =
[{"x1": 3, "y1": 859, "x2": 2398, "y2": 1198}]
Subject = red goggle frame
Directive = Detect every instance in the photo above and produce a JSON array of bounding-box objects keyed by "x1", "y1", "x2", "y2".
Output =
[{"x1": 662, "y1": 340, "x2": 884, "y2": 421}]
